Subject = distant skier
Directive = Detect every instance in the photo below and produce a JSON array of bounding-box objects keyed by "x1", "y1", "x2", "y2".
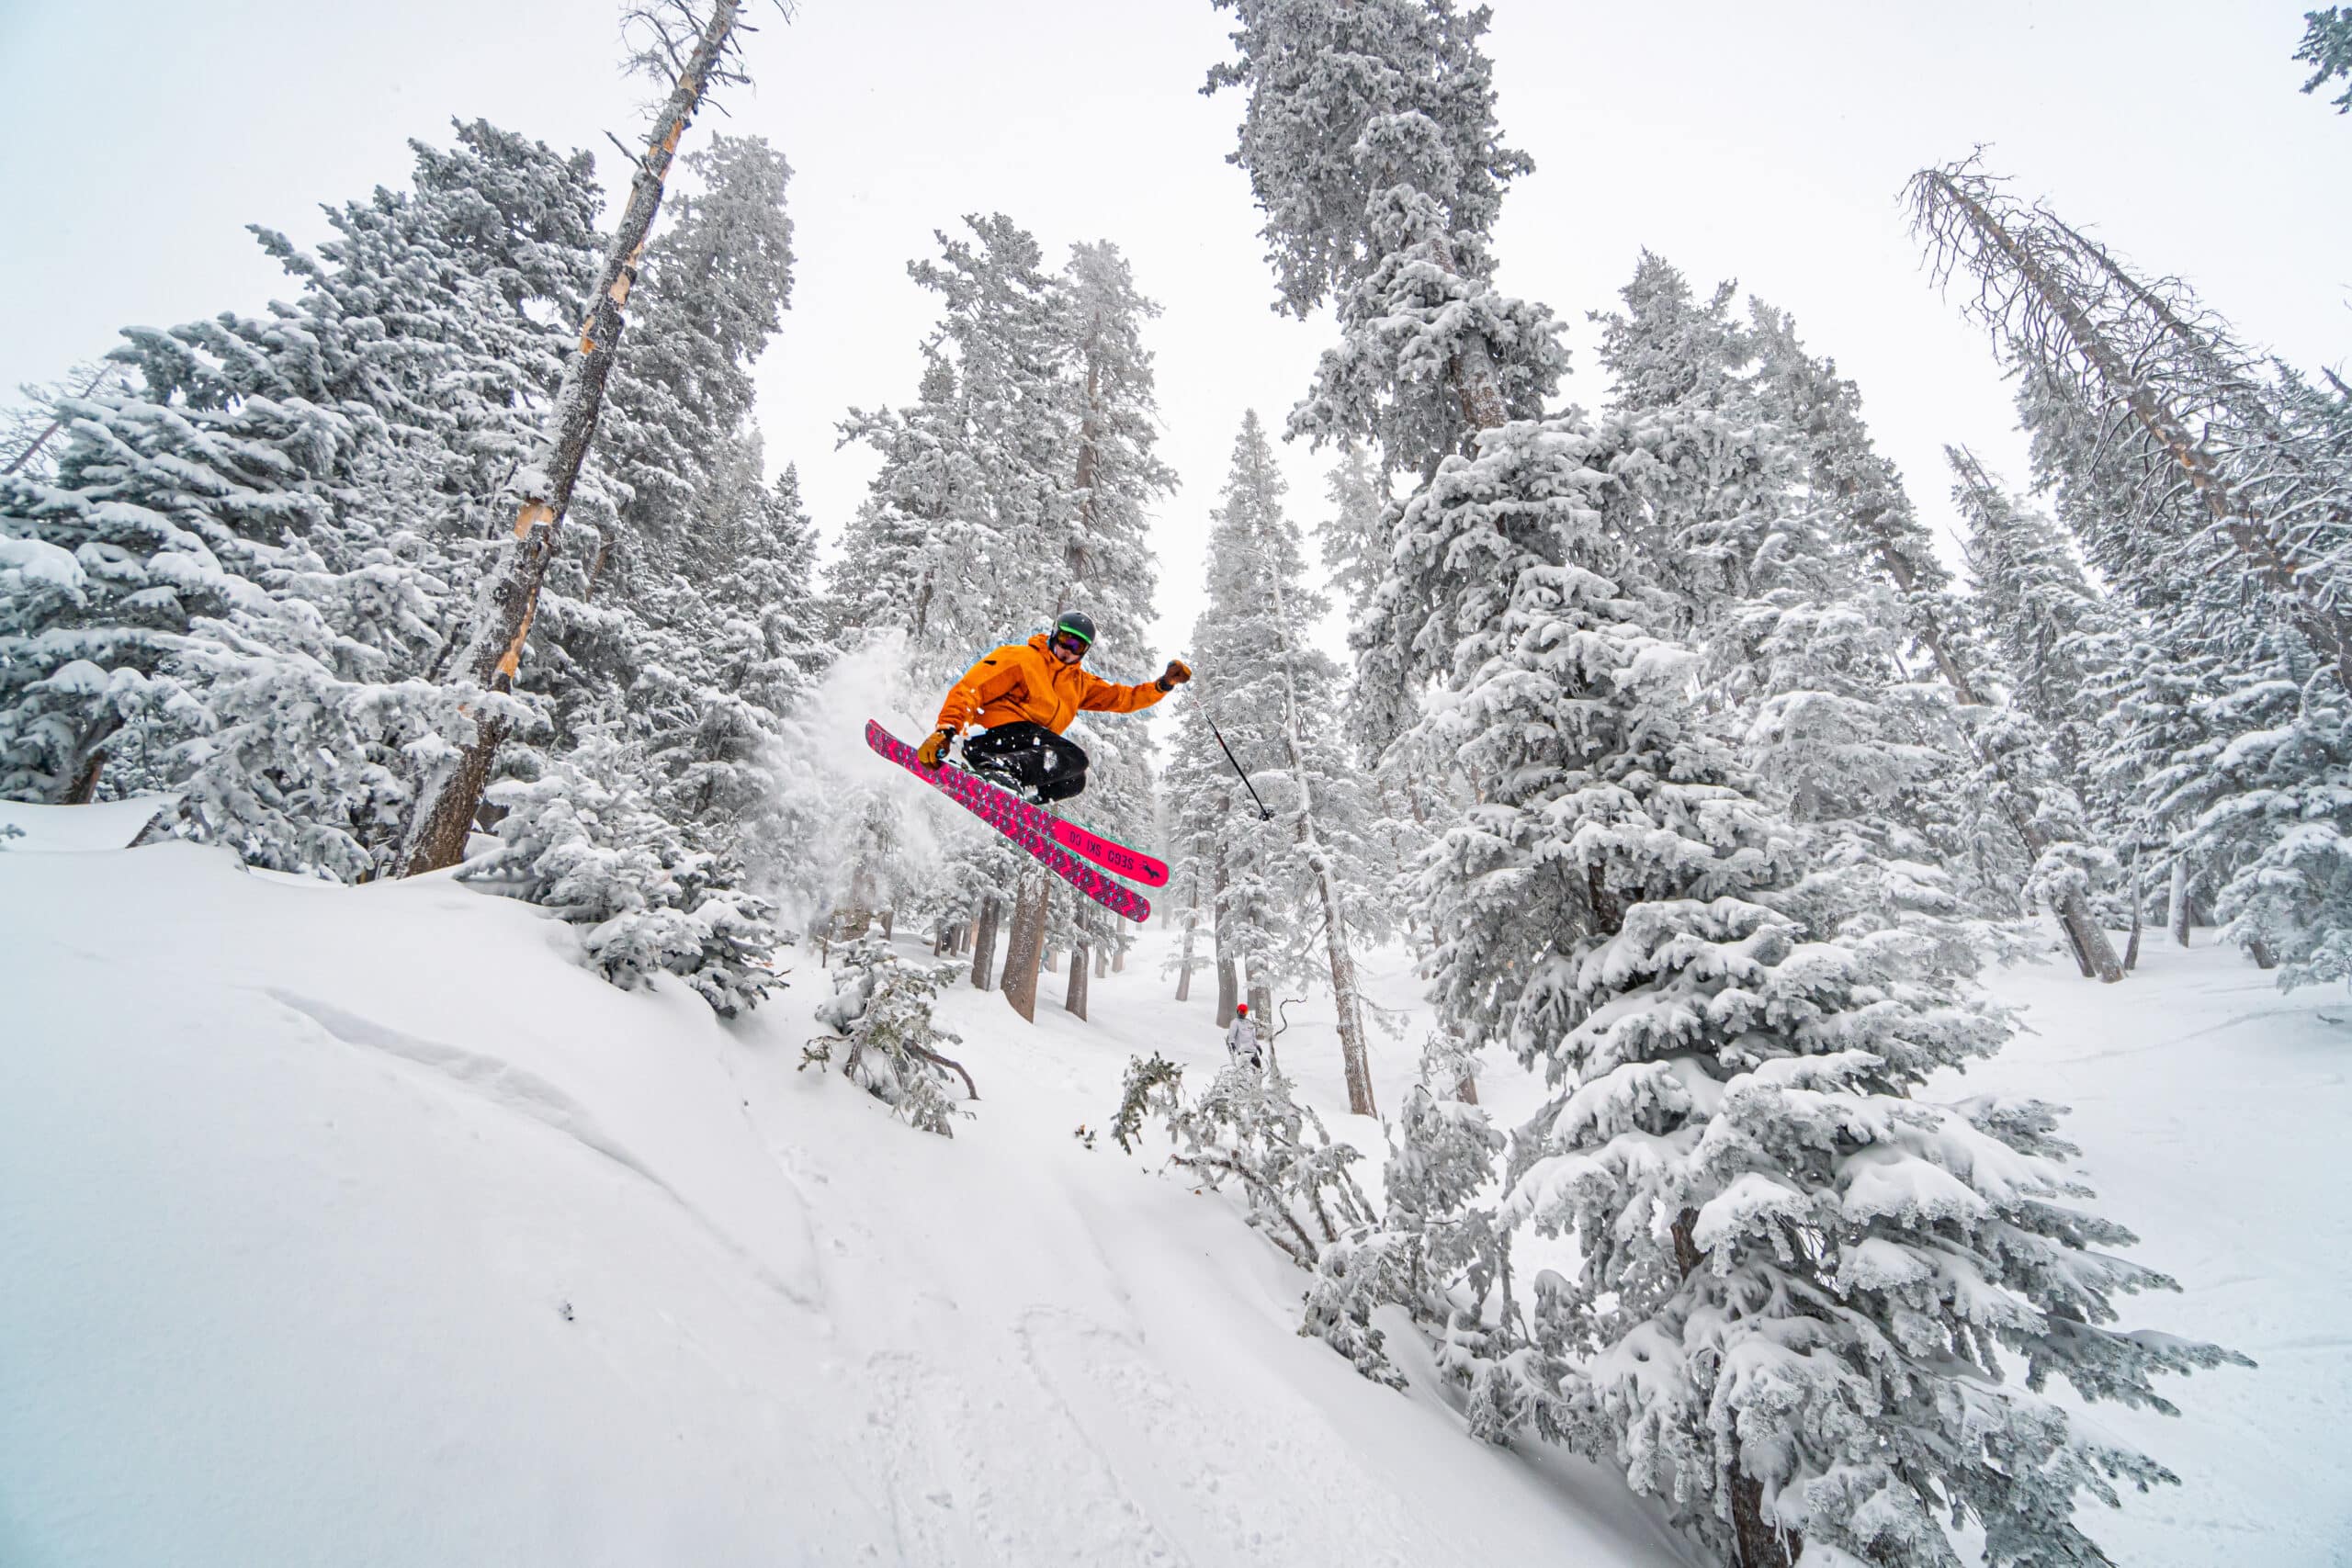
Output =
[
  {"x1": 916, "y1": 611, "x2": 1190, "y2": 803},
  {"x1": 1224, "y1": 1002, "x2": 1262, "y2": 1073}
]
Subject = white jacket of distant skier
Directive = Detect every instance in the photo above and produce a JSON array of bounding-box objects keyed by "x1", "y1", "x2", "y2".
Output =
[{"x1": 1224, "y1": 1011, "x2": 1261, "y2": 1070}]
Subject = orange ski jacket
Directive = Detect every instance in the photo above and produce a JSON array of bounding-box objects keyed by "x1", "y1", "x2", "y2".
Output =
[{"x1": 936, "y1": 634, "x2": 1169, "y2": 736}]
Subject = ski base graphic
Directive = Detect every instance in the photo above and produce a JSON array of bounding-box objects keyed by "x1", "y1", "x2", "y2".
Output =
[{"x1": 865, "y1": 721, "x2": 1151, "y2": 924}]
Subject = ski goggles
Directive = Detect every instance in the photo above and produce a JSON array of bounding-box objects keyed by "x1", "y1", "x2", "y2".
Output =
[{"x1": 1048, "y1": 629, "x2": 1091, "y2": 659}]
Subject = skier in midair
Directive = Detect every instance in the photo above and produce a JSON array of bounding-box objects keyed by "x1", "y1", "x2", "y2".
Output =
[
  {"x1": 1224, "y1": 1001, "x2": 1262, "y2": 1073},
  {"x1": 916, "y1": 611, "x2": 1190, "y2": 803}
]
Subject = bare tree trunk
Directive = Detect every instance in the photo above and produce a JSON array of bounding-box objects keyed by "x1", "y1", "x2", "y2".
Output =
[
  {"x1": 397, "y1": 0, "x2": 745, "y2": 877},
  {"x1": 1066, "y1": 942, "x2": 1090, "y2": 1020},
  {"x1": 1266, "y1": 567, "x2": 1377, "y2": 1116},
  {"x1": 970, "y1": 896, "x2": 1001, "y2": 987},
  {"x1": 1001, "y1": 875, "x2": 1046, "y2": 1022},
  {"x1": 2122, "y1": 847, "x2": 2144, "y2": 973},
  {"x1": 1247, "y1": 973, "x2": 1273, "y2": 1024},
  {"x1": 2, "y1": 363, "x2": 117, "y2": 478},
  {"x1": 2169, "y1": 858, "x2": 2193, "y2": 947},
  {"x1": 1112, "y1": 946, "x2": 1123, "y2": 974},
  {"x1": 879, "y1": 908, "x2": 895, "y2": 940},
  {"x1": 1045, "y1": 945, "x2": 1059, "y2": 974},
  {"x1": 1094, "y1": 945, "x2": 1107, "y2": 979},
  {"x1": 1175, "y1": 875, "x2": 1200, "y2": 1000},
  {"x1": 1918, "y1": 169, "x2": 2352, "y2": 697},
  {"x1": 1213, "y1": 828, "x2": 1238, "y2": 1024}
]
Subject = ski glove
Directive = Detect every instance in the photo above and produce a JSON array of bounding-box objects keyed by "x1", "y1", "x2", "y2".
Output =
[
  {"x1": 917, "y1": 727, "x2": 956, "y2": 768},
  {"x1": 1156, "y1": 660, "x2": 1193, "y2": 693}
]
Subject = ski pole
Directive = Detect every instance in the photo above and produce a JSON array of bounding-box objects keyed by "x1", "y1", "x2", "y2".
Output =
[{"x1": 1186, "y1": 680, "x2": 1274, "y2": 822}]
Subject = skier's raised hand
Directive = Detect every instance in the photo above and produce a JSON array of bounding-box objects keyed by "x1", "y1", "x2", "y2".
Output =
[
  {"x1": 916, "y1": 727, "x2": 956, "y2": 768},
  {"x1": 1156, "y1": 659, "x2": 1193, "y2": 692}
]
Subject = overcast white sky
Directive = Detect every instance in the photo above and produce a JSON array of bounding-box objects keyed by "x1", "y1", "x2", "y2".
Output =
[{"x1": 3, "y1": 1, "x2": 2346, "y2": 668}]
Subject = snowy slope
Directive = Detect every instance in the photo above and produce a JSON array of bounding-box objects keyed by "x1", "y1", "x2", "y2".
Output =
[
  {"x1": 3, "y1": 801, "x2": 2344, "y2": 1567},
  {"x1": 0, "y1": 812, "x2": 1686, "y2": 1568},
  {"x1": 1939, "y1": 941, "x2": 2352, "y2": 1568}
]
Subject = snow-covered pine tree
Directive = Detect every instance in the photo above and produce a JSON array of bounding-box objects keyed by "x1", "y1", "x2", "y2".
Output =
[
  {"x1": 2298, "y1": 6, "x2": 2352, "y2": 112},
  {"x1": 1747, "y1": 303, "x2": 2126, "y2": 981},
  {"x1": 1205, "y1": 0, "x2": 1564, "y2": 474},
  {"x1": 1206, "y1": 0, "x2": 1569, "y2": 794},
  {"x1": 644, "y1": 462, "x2": 827, "y2": 883},
  {"x1": 1318, "y1": 441, "x2": 1388, "y2": 626},
  {"x1": 1395, "y1": 414, "x2": 2244, "y2": 1567},
  {"x1": 1048, "y1": 239, "x2": 1173, "y2": 980},
  {"x1": 1948, "y1": 446, "x2": 2129, "y2": 810},
  {"x1": 0, "y1": 304, "x2": 377, "y2": 806},
  {"x1": 597, "y1": 132, "x2": 795, "y2": 596},
  {"x1": 458, "y1": 729, "x2": 778, "y2": 1016},
  {"x1": 807, "y1": 935, "x2": 974, "y2": 1136},
  {"x1": 1303, "y1": 1030, "x2": 1522, "y2": 1414},
  {"x1": 836, "y1": 214, "x2": 1077, "y2": 681},
  {"x1": 1170, "y1": 412, "x2": 1386, "y2": 1111}
]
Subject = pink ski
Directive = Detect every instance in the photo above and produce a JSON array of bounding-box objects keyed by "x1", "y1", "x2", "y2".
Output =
[{"x1": 865, "y1": 721, "x2": 1152, "y2": 924}]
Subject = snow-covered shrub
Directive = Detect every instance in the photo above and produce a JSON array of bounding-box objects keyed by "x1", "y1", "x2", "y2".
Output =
[
  {"x1": 1111, "y1": 1052, "x2": 1374, "y2": 1269},
  {"x1": 806, "y1": 936, "x2": 971, "y2": 1136},
  {"x1": 1302, "y1": 1034, "x2": 1547, "y2": 1436},
  {"x1": 458, "y1": 739, "x2": 781, "y2": 1017}
]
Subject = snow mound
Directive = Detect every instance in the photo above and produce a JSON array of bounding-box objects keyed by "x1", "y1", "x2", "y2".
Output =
[{"x1": 0, "y1": 840, "x2": 1684, "y2": 1567}]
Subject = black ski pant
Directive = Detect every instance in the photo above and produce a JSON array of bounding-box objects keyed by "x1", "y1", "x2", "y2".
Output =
[{"x1": 962, "y1": 721, "x2": 1090, "y2": 803}]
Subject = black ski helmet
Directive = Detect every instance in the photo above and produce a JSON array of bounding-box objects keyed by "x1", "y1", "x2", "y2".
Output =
[{"x1": 1052, "y1": 610, "x2": 1096, "y2": 648}]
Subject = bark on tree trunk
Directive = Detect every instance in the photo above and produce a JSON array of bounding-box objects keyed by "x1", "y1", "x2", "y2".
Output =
[
  {"x1": 1045, "y1": 945, "x2": 1059, "y2": 974},
  {"x1": 1213, "y1": 829, "x2": 1238, "y2": 1024},
  {"x1": 1066, "y1": 942, "x2": 1090, "y2": 1021},
  {"x1": 1001, "y1": 875, "x2": 1046, "y2": 1022},
  {"x1": 1175, "y1": 876, "x2": 1200, "y2": 1001},
  {"x1": 1247, "y1": 975, "x2": 1272, "y2": 1025},
  {"x1": 2120, "y1": 845, "x2": 2145, "y2": 973},
  {"x1": 970, "y1": 896, "x2": 1001, "y2": 988},
  {"x1": 1267, "y1": 567, "x2": 1377, "y2": 1116},
  {"x1": 1730, "y1": 1472, "x2": 1799, "y2": 1568},
  {"x1": 1668, "y1": 1204, "x2": 1799, "y2": 1566},
  {"x1": 64, "y1": 748, "x2": 107, "y2": 806},
  {"x1": 396, "y1": 0, "x2": 744, "y2": 877},
  {"x1": 2170, "y1": 859, "x2": 2193, "y2": 947},
  {"x1": 1094, "y1": 945, "x2": 1107, "y2": 979},
  {"x1": 1112, "y1": 947, "x2": 1123, "y2": 974}
]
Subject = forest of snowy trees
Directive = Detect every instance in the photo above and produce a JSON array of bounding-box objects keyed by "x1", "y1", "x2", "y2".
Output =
[{"x1": 6, "y1": 2, "x2": 2347, "y2": 1565}]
